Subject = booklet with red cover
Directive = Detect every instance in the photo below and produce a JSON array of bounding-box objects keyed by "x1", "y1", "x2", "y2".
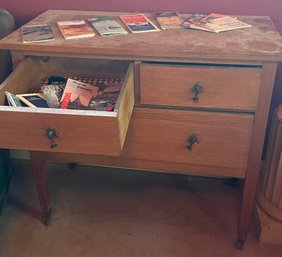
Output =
[{"x1": 120, "y1": 14, "x2": 160, "y2": 33}]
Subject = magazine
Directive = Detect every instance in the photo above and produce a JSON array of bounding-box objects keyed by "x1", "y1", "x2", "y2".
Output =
[
  {"x1": 60, "y1": 78, "x2": 99, "y2": 109},
  {"x1": 15, "y1": 93, "x2": 49, "y2": 108},
  {"x1": 202, "y1": 14, "x2": 252, "y2": 33},
  {"x1": 120, "y1": 14, "x2": 160, "y2": 33},
  {"x1": 154, "y1": 12, "x2": 183, "y2": 30},
  {"x1": 183, "y1": 13, "x2": 251, "y2": 33},
  {"x1": 57, "y1": 20, "x2": 95, "y2": 39},
  {"x1": 21, "y1": 24, "x2": 54, "y2": 43},
  {"x1": 88, "y1": 16, "x2": 128, "y2": 36}
]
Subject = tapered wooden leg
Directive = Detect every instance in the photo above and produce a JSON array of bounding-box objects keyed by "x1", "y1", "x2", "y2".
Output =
[
  {"x1": 236, "y1": 172, "x2": 260, "y2": 249},
  {"x1": 30, "y1": 151, "x2": 51, "y2": 226}
]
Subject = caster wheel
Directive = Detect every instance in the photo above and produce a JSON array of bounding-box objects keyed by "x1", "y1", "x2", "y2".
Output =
[
  {"x1": 235, "y1": 240, "x2": 244, "y2": 250},
  {"x1": 43, "y1": 209, "x2": 52, "y2": 227},
  {"x1": 224, "y1": 177, "x2": 240, "y2": 187},
  {"x1": 68, "y1": 163, "x2": 77, "y2": 170}
]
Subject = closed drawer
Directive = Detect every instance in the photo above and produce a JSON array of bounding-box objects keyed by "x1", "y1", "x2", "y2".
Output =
[
  {"x1": 140, "y1": 63, "x2": 261, "y2": 111},
  {"x1": 0, "y1": 57, "x2": 134, "y2": 155},
  {"x1": 123, "y1": 108, "x2": 253, "y2": 171}
]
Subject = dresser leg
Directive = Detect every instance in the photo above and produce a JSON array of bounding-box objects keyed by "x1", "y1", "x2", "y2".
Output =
[
  {"x1": 235, "y1": 239, "x2": 244, "y2": 250},
  {"x1": 30, "y1": 151, "x2": 51, "y2": 226},
  {"x1": 236, "y1": 176, "x2": 258, "y2": 249}
]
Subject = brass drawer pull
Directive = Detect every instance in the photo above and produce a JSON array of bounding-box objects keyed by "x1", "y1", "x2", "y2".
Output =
[
  {"x1": 187, "y1": 134, "x2": 200, "y2": 150},
  {"x1": 45, "y1": 128, "x2": 58, "y2": 149},
  {"x1": 191, "y1": 83, "x2": 203, "y2": 102}
]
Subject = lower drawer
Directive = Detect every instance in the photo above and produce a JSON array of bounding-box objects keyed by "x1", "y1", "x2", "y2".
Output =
[{"x1": 122, "y1": 108, "x2": 254, "y2": 171}]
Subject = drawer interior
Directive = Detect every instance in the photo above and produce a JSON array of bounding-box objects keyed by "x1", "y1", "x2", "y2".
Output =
[{"x1": 0, "y1": 57, "x2": 130, "y2": 110}]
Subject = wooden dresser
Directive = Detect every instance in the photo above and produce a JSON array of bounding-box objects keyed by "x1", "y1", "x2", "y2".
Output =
[{"x1": 0, "y1": 10, "x2": 282, "y2": 249}]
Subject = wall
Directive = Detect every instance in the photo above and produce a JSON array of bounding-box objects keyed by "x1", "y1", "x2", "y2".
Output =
[
  {"x1": 0, "y1": 0, "x2": 282, "y2": 152},
  {"x1": 0, "y1": 0, "x2": 281, "y2": 31}
]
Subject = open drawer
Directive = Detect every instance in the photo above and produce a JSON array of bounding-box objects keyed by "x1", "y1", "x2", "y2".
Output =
[{"x1": 0, "y1": 57, "x2": 135, "y2": 156}]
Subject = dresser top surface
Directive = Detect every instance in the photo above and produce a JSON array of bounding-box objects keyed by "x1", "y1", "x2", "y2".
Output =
[{"x1": 1, "y1": 9, "x2": 282, "y2": 62}]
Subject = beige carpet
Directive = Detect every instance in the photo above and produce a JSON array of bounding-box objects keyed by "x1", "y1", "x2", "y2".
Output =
[{"x1": 0, "y1": 160, "x2": 282, "y2": 257}]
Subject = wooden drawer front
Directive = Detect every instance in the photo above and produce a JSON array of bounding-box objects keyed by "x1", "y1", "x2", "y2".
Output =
[
  {"x1": 140, "y1": 63, "x2": 261, "y2": 111},
  {"x1": 0, "y1": 57, "x2": 135, "y2": 155},
  {"x1": 123, "y1": 108, "x2": 253, "y2": 171}
]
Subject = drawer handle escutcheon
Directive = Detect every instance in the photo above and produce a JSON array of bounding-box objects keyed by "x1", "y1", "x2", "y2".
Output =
[
  {"x1": 187, "y1": 134, "x2": 200, "y2": 150},
  {"x1": 191, "y1": 83, "x2": 203, "y2": 102},
  {"x1": 45, "y1": 128, "x2": 58, "y2": 149}
]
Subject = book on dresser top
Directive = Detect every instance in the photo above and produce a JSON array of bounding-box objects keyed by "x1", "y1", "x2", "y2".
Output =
[
  {"x1": 60, "y1": 78, "x2": 99, "y2": 109},
  {"x1": 15, "y1": 93, "x2": 49, "y2": 108},
  {"x1": 21, "y1": 24, "x2": 54, "y2": 43},
  {"x1": 182, "y1": 13, "x2": 251, "y2": 33},
  {"x1": 88, "y1": 16, "x2": 128, "y2": 36},
  {"x1": 182, "y1": 13, "x2": 215, "y2": 32},
  {"x1": 119, "y1": 13, "x2": 160, "y2": 33},
  {"x1": 201, "y1": 13, "x2": 252, "y2": 33},
  {"x1": 57, "y1": 20, "x2": 95, "y2": 39},
  {"x1": 154, "y1": 11, "x2": 183, "y2": 30}
]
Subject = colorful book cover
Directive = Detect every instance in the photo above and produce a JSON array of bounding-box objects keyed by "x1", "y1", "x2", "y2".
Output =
[
  {"x1": 88, "y1": 16, "x2": 128, "y2": 36},
  {"x1": 154, "y1": 12, "x2": 183, "y2": 30},
  {"x1": 60, "y1": 78, "x2": 99, "y2": 109},
  {"x1": 57, "y1": 20, "x2": 95, "y2": 40},
  {"x1": 21, "y1": 24, "x2": 54, "y2": 43},
  {"x1": 120, "y1": 14, "x2": 160, "y2": 33}
]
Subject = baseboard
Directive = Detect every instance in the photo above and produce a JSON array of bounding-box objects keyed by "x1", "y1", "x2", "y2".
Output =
[{"x1": 255, "y1": 203, "x2": 282, "y2": 245}]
